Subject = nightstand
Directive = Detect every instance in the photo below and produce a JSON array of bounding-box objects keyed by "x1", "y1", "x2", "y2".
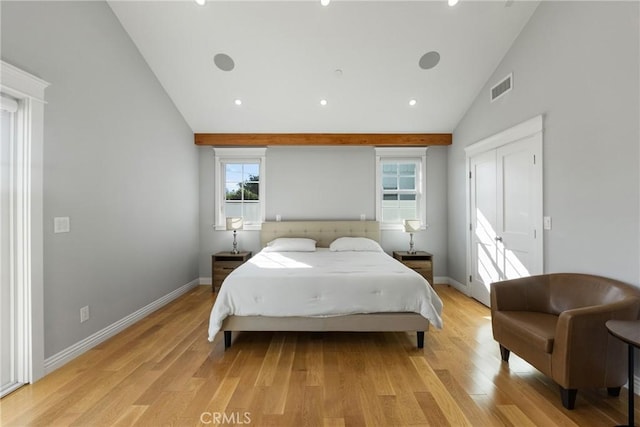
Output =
[
  {"x1": 393, "y1": 251, "x2": 434, "y2": 287},
  {"x1": 211, "y1": 251, "x2": 251, "y2": 292}
]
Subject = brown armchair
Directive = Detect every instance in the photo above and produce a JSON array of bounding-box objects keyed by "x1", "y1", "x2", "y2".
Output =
[{"x1": 491, "y1": 273, "x2": 640, "y2": 409}]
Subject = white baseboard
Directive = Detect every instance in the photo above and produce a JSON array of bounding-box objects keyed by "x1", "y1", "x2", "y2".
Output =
[
  {"x1": 44, "y1": 278, "x2": 200, "y2": 375},
  {"x1": 443, "y1": 276, "x2": 469, "y2": 296}
]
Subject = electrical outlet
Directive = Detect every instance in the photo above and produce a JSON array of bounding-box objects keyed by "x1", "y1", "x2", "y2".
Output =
[
  {"x1": 80, "y1": 306, "x2": 90, "y2": 323},
  {"x1": 360, "y1": 214, "x2": 366, "y2": 221},
  {"x1": 543, "y1": 216, "x2": 552, "y2": 230},
  {"x1": 276, "y1": 214, "x2": 281, "y2": 222}
]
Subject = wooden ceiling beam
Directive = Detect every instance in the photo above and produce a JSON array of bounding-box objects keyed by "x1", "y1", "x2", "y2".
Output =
[{"x1": 194, "y1": 133, "x2": 451, "y2": 147}]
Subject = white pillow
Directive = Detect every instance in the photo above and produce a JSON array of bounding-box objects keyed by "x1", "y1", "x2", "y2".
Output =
[
  {"x1": 263, "y1": 238, "x2": 317, "y2": 252},
  {"x1": 329, "y1": 237, "x2": 383, "y2": 252}
]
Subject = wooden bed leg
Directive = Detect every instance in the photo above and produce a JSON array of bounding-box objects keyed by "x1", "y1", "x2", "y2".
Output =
[
  {"x1": 417, "y1": 331, "x2": 424, "y2": 348},
  {"x1": 224, "y1": 331, "x2": 231, "y2": 349}
]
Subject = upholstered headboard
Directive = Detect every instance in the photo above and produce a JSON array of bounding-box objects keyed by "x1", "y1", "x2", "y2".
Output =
[{"x1": 260, "y1": 221, "x2": 380, "y2": 248}]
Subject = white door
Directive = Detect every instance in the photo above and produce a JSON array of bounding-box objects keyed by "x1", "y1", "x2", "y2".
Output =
[
  {"x1": 467, "y1": 118, "x2": 543, "y2": 307},
  {"x1": 497, "y1": 137, "x2": 538, "y2": 281},
  {"x1": 470, "y1": 151, "x2": 501, "y2": 305},
  {"x1": 1, "y1": 99, "x2": 23, "y2": 397}
]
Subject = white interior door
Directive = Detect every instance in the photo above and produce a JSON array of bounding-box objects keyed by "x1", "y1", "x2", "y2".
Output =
[
  {"x1": 470, "y1": 151, "x2": 500, "y2": 306},
  {"x1": 497, "y1": 137, "x2": 538, "y2": 281},
  {"x1": 1, "y1": 101, "x2": 23, "y2": 397},
  {"x1": 467, "y1": 117, "x2": 543, "y2": 307}
]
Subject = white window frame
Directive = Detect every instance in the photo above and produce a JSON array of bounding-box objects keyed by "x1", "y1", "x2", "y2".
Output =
[
  {"x1": 213, "y1": 147, "x2": 266, "y2": 231},
  {"x1": 375, "y1": 147, "x2": 427, "y2": 231}
]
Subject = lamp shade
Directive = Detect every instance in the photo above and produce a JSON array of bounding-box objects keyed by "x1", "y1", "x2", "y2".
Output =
[
  {"x1": 403, "y1": 219, "x2": 421, "y2": 233},
  {"x1": 226, "y1": 217, "x2": 244, "y2": 231}
]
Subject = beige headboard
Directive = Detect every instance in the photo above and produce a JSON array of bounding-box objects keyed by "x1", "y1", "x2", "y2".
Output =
[{"x1": 260, "y1": 221, "x2": 380, "y2": 248}]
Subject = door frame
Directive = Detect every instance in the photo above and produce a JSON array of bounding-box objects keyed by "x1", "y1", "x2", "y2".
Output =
[
  {"x1": 1, "y1": 60, "x2": 49, "y2": 386},
  {"x1": 464, "y1": 115, "x2": 544, "y2": 301}
]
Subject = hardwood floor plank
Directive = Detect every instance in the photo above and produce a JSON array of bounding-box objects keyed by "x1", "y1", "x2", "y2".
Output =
[
  {"x1": 497, "y1": 404, "x2": 538, "y2": 427},
  {"x1": 410, "y1": 356, "x2": 473, "y2": 426},
  {"x1": 2, "y1": 284, "x2": 637, "y2": 427}
]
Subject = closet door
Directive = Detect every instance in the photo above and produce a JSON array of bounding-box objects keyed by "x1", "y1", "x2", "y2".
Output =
[
  {"x1": 470, "y1": 150, "x2": 499, "y2": 306},
  {"x1": 496, "y1": 136, "x2": 539, "y2": 281},
  {"x1": 468, "y1": 126, "x2": 542, "y2": 307}
]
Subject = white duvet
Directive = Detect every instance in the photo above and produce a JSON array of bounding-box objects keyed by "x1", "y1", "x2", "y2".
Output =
[{"x1": 207, "y1": 249, "x2": 443, "y2": 341}]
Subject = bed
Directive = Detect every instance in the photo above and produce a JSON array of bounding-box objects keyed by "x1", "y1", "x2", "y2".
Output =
[{"x1": 207, "y1": 220, "x2": 443, "y2": 349}]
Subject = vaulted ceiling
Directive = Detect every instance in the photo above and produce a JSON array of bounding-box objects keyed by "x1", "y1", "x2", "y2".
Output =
[{"x1": 109, "y1": 1, "x2": 539, "y2": 134}]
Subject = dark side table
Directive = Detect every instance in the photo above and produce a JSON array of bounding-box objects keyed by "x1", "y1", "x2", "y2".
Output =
[{"x1": 606, "y1": 320, "x2": 640, "y2": 427}]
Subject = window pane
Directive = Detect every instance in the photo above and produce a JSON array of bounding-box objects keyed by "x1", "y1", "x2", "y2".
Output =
[
  {"x1": 382, "y1": 208, "x2": 400, "y2": 222},
  {"x1": 225, "y1": 164, "x2": 243, "y2": 182},
  {"x1": 382, "y1": 177, "x2": 397, "y2": 190},
  {"x1": 225, "y1": 201, "x2": 243, "y2": 218},
  {"x1": 399, "y1": 177, "x2": 415, "y2": 190},
  {"x1": 399, "y1": 163, "x2": 415, "y2": 175},
  {"x1": 383, "y1": 194, "x2": 398, "y2": 201},
  {"x1": 243, "y1": 163, "x2": 259, "y2": 180},
  {"x1": 225, "y1": 182, "x2": 242, "y2": 200},
  {"x1": 382, "y1": 163, "x2": 397, "y2": 174},
  {"x1": 399, "y1": 194, "x2": 416, "y2": 200},
  {"x1": 243, "y1": 183, "x2": 259, "y2": 200},
  {"x1": 242, "y1": 201, "x2": 261, "y2": 223}
]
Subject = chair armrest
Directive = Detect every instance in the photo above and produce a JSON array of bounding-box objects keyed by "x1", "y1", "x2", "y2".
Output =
[
  {"x1": 490, "y1": 275, "x2": 549, "y2": 312},
  {"x1": 551, "y1": 298, "x2": 640, "y2": 388}
]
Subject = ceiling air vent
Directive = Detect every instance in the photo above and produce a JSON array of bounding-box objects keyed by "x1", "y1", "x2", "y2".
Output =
[{"x1": 490, "y1": 73, "x2": 513, "y2": 102}]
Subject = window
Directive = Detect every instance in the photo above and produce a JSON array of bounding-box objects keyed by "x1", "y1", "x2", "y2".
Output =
[
  {"x1": 214, "y1": 148, "x2": 266, "y2": 230},
  {"x1": 375, "y1": 147, "x2": 427, "y2": 230}
]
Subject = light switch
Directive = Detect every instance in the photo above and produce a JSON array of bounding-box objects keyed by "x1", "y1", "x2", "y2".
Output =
[
  {"x1": 543, "y1": 216, "x2": 552, "y2": 230},
  {"x1": 54, "y1": 217, "x2": 70, "y2": 233}
]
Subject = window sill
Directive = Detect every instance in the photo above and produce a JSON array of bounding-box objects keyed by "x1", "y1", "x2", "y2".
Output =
[
  {"x1": 214, "y1": 224, "x2": 262, "y2": 231},
  {"x1": 380, "y1": 223, "x2": 428, "y2": 231}
]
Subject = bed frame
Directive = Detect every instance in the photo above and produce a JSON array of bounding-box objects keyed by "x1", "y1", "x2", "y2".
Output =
[{"x1": 220, "y1": 220, "x2": 431, "y2": 349}]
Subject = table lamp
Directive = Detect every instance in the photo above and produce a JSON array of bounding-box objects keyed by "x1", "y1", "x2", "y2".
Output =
[
  {"x1": 226, "y1": 217, "x2": 244, "y2": 254},
  {"x1": 403, "y1": 219, "x2": 421, "y2": 254}
]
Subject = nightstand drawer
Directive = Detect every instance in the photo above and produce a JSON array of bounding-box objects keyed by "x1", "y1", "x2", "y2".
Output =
[
  {"x1": 403, "y1": 260, "x2": 432, "y2": 270},
  {"x1": 392, "y1": 251, "x2": 434, "y2": 287},
  {"x1": 212, "y1": 251, "x2": 251, "y2": 292},
  {"x1": 214, "y1": 260, "x2": 243, "y2": 272}
]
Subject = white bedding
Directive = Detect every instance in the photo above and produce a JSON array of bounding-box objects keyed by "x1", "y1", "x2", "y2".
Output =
[{"x1": 207, "y1": 249, "x2": 443, "y2": 341}]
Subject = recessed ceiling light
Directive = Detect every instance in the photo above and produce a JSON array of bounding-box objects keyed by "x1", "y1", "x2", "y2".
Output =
[
  {"x1": 321, "y1": 0, "x2": 330, "y2": 6},
  {"x1": 409, "y1": 99, "x2": 417, "y2": 106},
  {"x1": 195, "y1": 0, "x2": 205, "y2": 5},
  {"x1": 320, "y1": 99, "x2": 328, "y2": 106},
  {"x1": 448, "y1": 0, "x2": 459, "y2": 6},
  {"x1": 234, "y1": 99, "x2": 242, "y2": 106}
]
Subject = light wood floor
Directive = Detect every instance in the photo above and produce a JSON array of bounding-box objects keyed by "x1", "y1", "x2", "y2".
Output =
[{"x1": 1, "y1": 284, "x2": 638, "y2": 426}]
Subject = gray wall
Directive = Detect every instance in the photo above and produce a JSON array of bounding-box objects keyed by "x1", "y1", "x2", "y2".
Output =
[
  {"x1": 448, "y1": 1, "x2": 640, "y2": 286},
  {"x1": 199, "y1": 146, "x2": 448, "y2": 278},
  {"x1": 2, "y1": 1, "x2": 200, "y2": 358}
]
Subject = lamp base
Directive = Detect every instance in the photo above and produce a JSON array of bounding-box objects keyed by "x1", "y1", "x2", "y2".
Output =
[
  {"x1": 408, "y1": 233, "x2": 416, "y2": 254},
  {"x1": 231, "y1": 230, "x2": 239, "y2": 254}
]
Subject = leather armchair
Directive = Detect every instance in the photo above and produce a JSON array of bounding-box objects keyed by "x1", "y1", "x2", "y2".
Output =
[{"x1": 491, "y1": 273, "x2": 640, "y2": 409}]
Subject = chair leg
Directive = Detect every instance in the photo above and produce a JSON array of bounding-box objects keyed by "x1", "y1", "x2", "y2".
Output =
[
  {"x1": 224, "y1": 331, "x2": 232, "y2": 349},
  {"x1": 560, "y1": 387, "x2": 577, "y2": 409},
  {"x1": 607, "y1": 387, "x2": 621, "y2": 397},
  {"x1": 499, "y1": 344, "x2": 510, "y2": 362},
  {"x1": 416, "y1": 331, "x2": 424, "y2": 348}
]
